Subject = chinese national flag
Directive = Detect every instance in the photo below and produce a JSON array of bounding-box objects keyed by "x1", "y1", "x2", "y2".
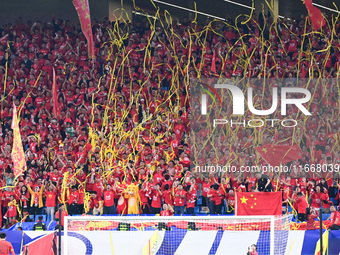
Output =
[
  {"x1": 255, "y1": 144, "x2": 301, "y2": 166},
  {"x1": 11, "y1": 103, "x2": 27, "y2": 179},
  {"x1": 304, "y1": 0, "x2": 325, "y2": 31},
  {"x1": 236, "y1": 192, "x2": 282, "y2": 215}
]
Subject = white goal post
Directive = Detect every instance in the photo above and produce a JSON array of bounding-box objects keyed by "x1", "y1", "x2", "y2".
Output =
[{"x1": 64, "y1": 215, "x2": 292, "y2": 255}]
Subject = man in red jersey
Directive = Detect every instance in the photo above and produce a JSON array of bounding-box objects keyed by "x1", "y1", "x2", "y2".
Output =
[
  {"x1": 289, "y1": 192, "x2": 308, "y2": 221},
  {"x1": 310, "y1": 186, "x2": 322, "y2": 210},
  {"x1": 160, "y1": 204, "x2": 174, "y2": 216},
  {"x1": 44, "y1": 181, "x2": 57, "y2": 221},
  {"x1": 103, "y1": 184, "x2": 115, "y2": 215},
  {"x1": 151, "y1": 183, "x2": 162, "y2": 214},
  {"x1": 0, "y1": 233, "x2": 15, "y2": 255},
  {"x1": 329, "y1": 205, "x2": 340, "y2": 230},
  {"x1": 55, "y1": 204, "x2": 68, "y2": 229},
  {"x1": 173, "y1": 183, "x2": 186, "y2": 214},
  {"x1": 67, "y1": 185, "x2": 79, "y2": 215}
]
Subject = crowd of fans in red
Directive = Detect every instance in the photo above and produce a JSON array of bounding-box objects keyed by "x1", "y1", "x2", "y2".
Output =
[{"x1": 0, "y1": 13, "x2": 339, "y2": 228}]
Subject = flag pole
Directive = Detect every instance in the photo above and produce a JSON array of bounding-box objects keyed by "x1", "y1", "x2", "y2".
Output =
[
  {"x1": 319, "y1": 208, "x2": 323, "y2": 255},
  {"x1": 58, "y1": 208, "x2": 62, "y2": 255}
]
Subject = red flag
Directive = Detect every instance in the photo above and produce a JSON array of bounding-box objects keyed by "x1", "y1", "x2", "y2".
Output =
[
  {"x1": 23, "y1": 232, "x2": 57, "y2": 255},
  {"x1": 11, "y1": 103, "x2": 27, "y2": 179},
  {"x1": 255, "y1": 144, "x2": 302, "y2": 166},
  {"x1": 52, "y1": 67, "x2": 58, "y2": 118},
  {"x1": 304, "y1": 0, "x2": 325, "y2": 30},
  {"x1": 211, "y1": 50, "x2": 216, "y2": 73},
  {"x1": 236, "y1": 192, "x2": 282, "y2": 215},
  {"x1": 73, "y1": 0, "x2": 95, "y2": 59}
]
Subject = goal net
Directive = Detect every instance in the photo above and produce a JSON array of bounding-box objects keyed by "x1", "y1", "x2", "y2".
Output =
[{"x1": 64, "y1": 215, "x2": 293, "y2": 255}]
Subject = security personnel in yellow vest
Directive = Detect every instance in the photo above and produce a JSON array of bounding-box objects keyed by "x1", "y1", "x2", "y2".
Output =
[{"x1": 33, "y1": 216, "x2": 46, "y2": 231}]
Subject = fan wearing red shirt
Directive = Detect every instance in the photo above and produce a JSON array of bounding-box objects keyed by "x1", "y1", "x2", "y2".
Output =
[
  {"x1": 201, "y1": 177, "x2": 211, "y2": 207},
  {"x1": 44, "y1": 182, "x2": 57, "y2": 221},
  {"x1": 91, "y1": 175, "x2": 104, "y2": 199},
  {"x1": 173, "y1": 119, "x2": 185, "y2": 140},
  {"x1": 49, "y1": 168, "x2": 62, "y2": 185},
  {"x1": 2, "y1": 188, "x2": 16, "y2": 214},
  {"x1": 88, "y1": 192, "x2": 102, "y2": 215},
  {"x1": 329, "y1": 205, "x2": 340, "y2": 230},
  {"x1": 169, "y1": 133, "x2": 180, "y2": 156},
  {"x1": 210, "y1": 184, "x2": 223, "y2": 214},
  {"x1": 289, "y1": 192, "x2": 308, "y2": 221},
  {"x1": 103, "y1": 184, "x2": 115, "y2": 215},
  {"x1": 162, "y1": 184, "x2": 173, "y2": 206},
  {"x1": 55, "y1": 204, "x2": 68, "y2": 228},
  {"x1": 310, "y1": 186, "x2": 322, "y2": 210},
  {"x1": 173, "y1": 183, "x2": 186, "y2": 214},
  {"x1": 153, "y1": 166, "x2": 164, "y2": 184},
  {"x1": 160, "y1": 204, "x2": 174, "y2": 216},
  {"x1": 151, "y1": 183, "x2": 163, "y2": 214},
  {"x1": 321, "y1": 187, "x2": 332, "y2": 214},
  {"x1": 306, "y1": 207, "x2": 318, "y2": 230},
  {"x1": 5, "y1": 195, "x2": 17, "y2": 226},
  {"x1": 67, "y1": 185, "x2": 79, "y2": 215},
  {"x1": 186, "y1": 184, "x2": 197, "y2": 215},
  {"x1": 138, "y1": 183, "x2": 151, "y2": 214}
]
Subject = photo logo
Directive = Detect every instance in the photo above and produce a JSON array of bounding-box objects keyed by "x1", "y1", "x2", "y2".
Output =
[{"x1": 201, "y1": 84, "x2": 311, "y2": 116}]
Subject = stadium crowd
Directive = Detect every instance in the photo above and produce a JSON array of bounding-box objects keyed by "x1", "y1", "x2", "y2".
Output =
[{"x1": 0, "y1": 12, "x2": 339, "y2": 229}]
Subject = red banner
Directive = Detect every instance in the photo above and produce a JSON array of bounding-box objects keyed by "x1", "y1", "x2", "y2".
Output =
[
  {"x1": 236, "y1": 192, "x2": 282, "y2": 215},
  {"x1": 23, "y1": 232, "x2": 57, "y2": 255},
  {"x1": 11, "y1": 103, "x2": 27, "y2": 179},
  {"x1": 255, "y1": 144, "x2": 302, "y2": 166},
  {"x1": 52, "y1": 68, "x2": 58, "y2": 118},
  {"x1": 66, "y1": 217, "x2": 331, "y2": 231},
  {"x1": 304, "y1": 0, "x2": 325, "y2": 31},
  {"x1": 73, "y1": 0, "x2": 95, "y2": 59}
]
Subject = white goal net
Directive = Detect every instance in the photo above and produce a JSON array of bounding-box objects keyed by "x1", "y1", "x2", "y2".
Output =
[{"x1": 64, "y1": 215, "x2": 293, "y2": 255}]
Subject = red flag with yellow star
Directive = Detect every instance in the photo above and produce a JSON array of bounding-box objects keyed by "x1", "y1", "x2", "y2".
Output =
[
  {"x1": 304, "y1": 0, "x2": 325, "y2": 31},
  {"x1": 255, "y1": 144, "x2": 302, "y2": 166},
  {"x1": 236, "y1": 192, "x2": 282, "y2": 215}
]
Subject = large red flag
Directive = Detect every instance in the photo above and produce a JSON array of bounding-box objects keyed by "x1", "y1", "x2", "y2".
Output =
[
  {"x1": 52, "y1": 67, "x2": 58, "y2": 118},
  {"x1": 255, "y1": 144, "x2": 302, "y2": 166},
  {"x1": 236, "y1": 192, "x2": 282, "y2": 215},
  {"x1": 11, "y1": 103, "x2": 27, "y2": 179},
  {"x1": 23, "y1": 232, "x2": 57, "y2": 255},
  {"x1": 73, "y1": 0, "x2": 95, "y2": 59},
  {"x1": 304, "y1": 0, "x2": 325, "y2": 31}
]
